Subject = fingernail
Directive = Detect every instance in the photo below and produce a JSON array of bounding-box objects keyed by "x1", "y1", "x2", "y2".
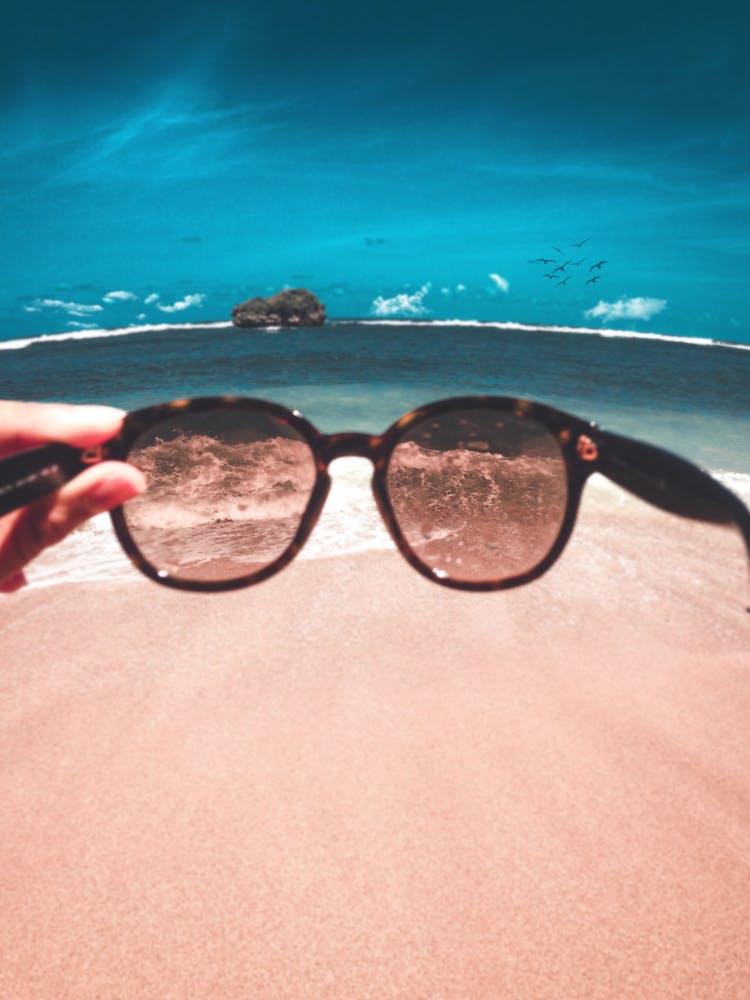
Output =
[
  {"x1": 88, "y1": 469, "x2": 146, "y2": 509},
  {"x1": 0, "y1": 570, "x2": 27, "y2": 594},
  {"x1": 62, "y1": 405, "x2": 126, "y2": 429}
]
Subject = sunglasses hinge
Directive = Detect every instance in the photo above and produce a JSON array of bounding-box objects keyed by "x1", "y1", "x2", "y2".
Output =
[
  {"x1": 80, "y1": 444, "x2": 108, "y2": 465},
  {"x1": 576, "y1": 434, "x2": 599, "y2": 463}
]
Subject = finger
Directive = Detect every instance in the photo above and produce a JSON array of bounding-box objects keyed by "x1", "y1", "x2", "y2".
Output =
[
  {"x1": 0, "y1": 570, "x2": 27, "y2": 594},
  {"x1": 0, "y1": 401, "x2": 126, "y2": 458},
  {"x1": 0, "y1": 462, "x2": 145, "y2": 582}
]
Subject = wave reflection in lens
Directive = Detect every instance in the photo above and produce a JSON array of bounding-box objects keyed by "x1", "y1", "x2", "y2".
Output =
[
  {"x1": 122, "y1": 409, "x2": 316, "y2": 583},
  {"x1": 386, "y1": 409, "x2": 568, "y2": 583}
]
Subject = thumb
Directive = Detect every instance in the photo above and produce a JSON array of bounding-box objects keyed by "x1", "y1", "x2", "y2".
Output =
[{"x1": 0, "y1": 462, "x2": 145, "y2": 588}]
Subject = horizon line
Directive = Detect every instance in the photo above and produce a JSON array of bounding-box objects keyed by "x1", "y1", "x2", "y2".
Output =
[{"x1": 1, "y1": 315, "x2": 748, "y2": 354}]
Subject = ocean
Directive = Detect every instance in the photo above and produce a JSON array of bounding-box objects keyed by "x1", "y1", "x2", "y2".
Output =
[{"x1": 2, "y1": 319, "x2": 749, "y2": 588}]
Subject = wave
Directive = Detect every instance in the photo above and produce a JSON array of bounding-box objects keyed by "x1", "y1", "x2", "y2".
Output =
[
  {"x1": 125, "y1": 432, "x2": 317, "y2": 530},
  {"x1": 715, "y1": 471, "x2": 750, "y2": 504},
  {"x1": 351, "y1": 318, "x2": 750, "y2": 352},
  {"x1": 0, "y1": 320, "x2": 233, "y2": 351}
]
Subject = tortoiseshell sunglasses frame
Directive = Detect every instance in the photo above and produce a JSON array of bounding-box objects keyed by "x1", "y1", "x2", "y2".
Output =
[{"x1": 1, "y1": 394, "x2": 749, "y2": 593}]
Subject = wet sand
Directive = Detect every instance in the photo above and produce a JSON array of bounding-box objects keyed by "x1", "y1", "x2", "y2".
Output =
[{"x1": 1, "y1": 496, "x2": 749, "y2": 998}]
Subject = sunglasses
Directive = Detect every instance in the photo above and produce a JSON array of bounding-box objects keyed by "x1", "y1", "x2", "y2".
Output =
[{"x1": 2, "y1": 395, "x2": 749, "y2": 592}]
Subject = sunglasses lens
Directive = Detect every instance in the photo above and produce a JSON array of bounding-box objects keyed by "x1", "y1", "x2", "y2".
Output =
[
  {"x1": 121, "y1": 407, "x2": 317, "y2": 583},
  {"x1": 386, "y1": 407, "x2": 569, "y2": 584}
]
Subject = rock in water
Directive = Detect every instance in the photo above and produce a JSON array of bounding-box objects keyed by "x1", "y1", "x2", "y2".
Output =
[{"x1": 231, "y1": 288, "x2": 326, "y2": 328}]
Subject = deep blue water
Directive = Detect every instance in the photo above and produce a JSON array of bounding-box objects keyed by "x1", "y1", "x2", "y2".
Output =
[{"x1": 2, "y1": 319, "x2": 749, "y2": 475}]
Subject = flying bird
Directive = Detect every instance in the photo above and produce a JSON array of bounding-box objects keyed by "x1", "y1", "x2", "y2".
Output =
[
  {"x1": 586, "y1": 276, "x2": 600, "y2": 285},
  {"x1": 531, "y1": 257, "x2": 557, "y2": 264},
  {"x1": 589, "y1": 260, "x2": 608, "y2": 271},
  {"x1": 553, "y1": 246, "x2": 565, "y2": 256},
  {"x1": 552, "y1": 264, "x2": 568, "y2": 273},
  {"x1": 570, "y1": 259, "x2": 585, "y2": 266},
  {"x1": 544, "y1": 273, "x2": 557, "y2": 279},
  {"x1": 572, "y1": 238, "x2": 590, "y2": 248},
  {"x1": 556, "y1": 276, "x2": 571, "y2": 286}
]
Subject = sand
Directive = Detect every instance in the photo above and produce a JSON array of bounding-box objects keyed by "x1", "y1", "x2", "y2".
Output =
[{"x1": 1, "y1": 492, "x2": 749, "y2": 998}]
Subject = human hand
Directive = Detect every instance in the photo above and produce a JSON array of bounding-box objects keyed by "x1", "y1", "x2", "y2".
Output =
[{"x1": 0, "y1": 401, "x2": 145, "y2": 593}]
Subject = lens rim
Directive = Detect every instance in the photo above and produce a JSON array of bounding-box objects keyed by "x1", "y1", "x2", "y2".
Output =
[
  {"x1": 374, "y1": 396, "x2": 589, "y2": 591},
  {"x1": 106, "y1": 394, "x2": 595, "y2": 592},
  {"x1": 108, "y1": 396, "x2": 330, "y2": 592}
]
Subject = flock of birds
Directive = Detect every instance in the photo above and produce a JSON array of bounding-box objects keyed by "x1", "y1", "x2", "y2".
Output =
[{"x1": 529, "y1": 238, "x2": 608, "y2": 287}]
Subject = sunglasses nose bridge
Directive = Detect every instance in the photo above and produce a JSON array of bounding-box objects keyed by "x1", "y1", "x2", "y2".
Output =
[{"x1": 319, "y1": 431, "x2": 381, "y2": 465}]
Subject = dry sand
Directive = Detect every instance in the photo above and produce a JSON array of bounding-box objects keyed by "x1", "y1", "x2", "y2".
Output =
[{"x1": 1, "y1": 493, "x2": 749, "y2": 998}]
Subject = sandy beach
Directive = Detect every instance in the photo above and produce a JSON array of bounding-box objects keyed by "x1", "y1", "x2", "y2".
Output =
[{"x1": 1, "y1": 491, "x2": 749, "y2": 998}]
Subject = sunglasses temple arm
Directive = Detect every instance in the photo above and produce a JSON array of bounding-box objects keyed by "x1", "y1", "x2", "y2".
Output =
[
  {"x1": 595, "y1": 429, "x2": 750, "y2": 558},
  {"x1": 0, "y1": 442, "x2": 89, "y2": 517}
]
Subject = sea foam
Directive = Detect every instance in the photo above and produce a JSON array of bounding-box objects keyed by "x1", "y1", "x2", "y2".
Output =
[{"x1": 0, "y1": 321, "x2": 233, "y2": 351}]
